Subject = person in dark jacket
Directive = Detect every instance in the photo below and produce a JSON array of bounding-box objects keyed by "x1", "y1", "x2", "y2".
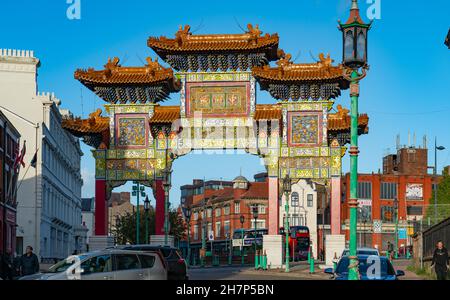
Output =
[
  {"x1": 1, "y1": 250, "x2": 14, "y2": 280},
  {"x1": 20, "y1": 246, "x2": 40, "y2": 276},
  {"x1": 431, "y1": 241, "x2": 449, "y2": 280}
]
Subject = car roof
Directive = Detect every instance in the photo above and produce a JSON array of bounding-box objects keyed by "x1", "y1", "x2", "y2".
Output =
[{"x1": 76, "y1": 249, "x2": 157, "y2": 257}]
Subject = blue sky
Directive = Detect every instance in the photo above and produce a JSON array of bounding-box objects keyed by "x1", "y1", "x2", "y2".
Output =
[{"x1": 1, "y1": 0, "x2": 449, "y2": 205}]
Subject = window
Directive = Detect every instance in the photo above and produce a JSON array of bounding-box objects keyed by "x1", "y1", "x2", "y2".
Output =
[
  {"x1": 138, "y1": 255, "x2": 155, "y2": 268},
  {"x1": 234, "y1": 202, "x2": 240, "y2": 214},
  {"x1": 223, "y1": 205, "x2": 230, "y2": 215},
  {"x1": 215, "y1": 207, "x2": 221, "y2": 217},
  {"x1": 258, "y1": 205, "x2": 266, "y2": 214},
  {"x1": 206, "y1": 208, "x2": 212, "y2": 218},
  {"x1": 251, "y1": 219, "x2": 266, "y2": 229},
  {"x1": 194, "y1": 225, "x2": 199, "y2": 240},
  {"x1": 80, "y1": 255, "x2": 112, "y2": 274},
  {"x1": 193, "y1": 212, "x2": 198, "y2": 221},
  {"x1": 381, "y1": 206, "x2": 396, "y2": 223},
  {"x1": 115, "y1": 254, "x2": 140, "y2": 271},
  {"x1": 357, "y1": 182, "x2": 372, "y2": 199},
  {"x1": 380, "y1": 182, "x2": 398, "y2": 200},
  {"x1": 407, "y1": 206, "x2": 423, "y2": 216},
  {"x1": 307, "y1": 194, "x2": 313, "y2": 207},
  {"x1": 215, "y1": 222, "x2": 221, "y2": 238},
  {"x1": 207, "y1": 223, "x2": 212, "y2": 236},
  {"x1": 291, "y1": 192, "x2": 299, "y2": 207},
  {"x1": 224, "y1": 221, "x2": 230, "y2": 238}
]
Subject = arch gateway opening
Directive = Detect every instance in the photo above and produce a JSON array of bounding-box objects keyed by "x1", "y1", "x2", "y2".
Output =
[{"x1": 62, "y1": 24, "x2": 369, "y2": 267}]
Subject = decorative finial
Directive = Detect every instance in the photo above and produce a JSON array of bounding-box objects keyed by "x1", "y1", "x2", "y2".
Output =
[{"x1": 351, "y1": 0, "x2": 359, "y2": 10}]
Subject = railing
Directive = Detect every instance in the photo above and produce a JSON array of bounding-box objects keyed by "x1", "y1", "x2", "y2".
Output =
[{"x1": 422, "y1": 217, "x2": 450, "y2": 261}]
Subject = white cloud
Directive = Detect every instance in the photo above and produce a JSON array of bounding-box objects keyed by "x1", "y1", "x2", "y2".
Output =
[{"x1": 81, "y1": 167, "x2": 95, "y2": 198}]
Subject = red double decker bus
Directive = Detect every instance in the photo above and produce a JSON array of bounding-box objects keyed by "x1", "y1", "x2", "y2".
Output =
[{"x1": 280, "y1": 226, "x2": 310, "y2": 261}]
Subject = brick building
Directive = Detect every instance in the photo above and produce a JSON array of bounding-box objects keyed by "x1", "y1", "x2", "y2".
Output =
[
  {"x1": 184, "y1": 173, "x2": 269, "y2": 256},
  {"x1": 341, "y1": 144, "x2": 445, "y2": 252}
]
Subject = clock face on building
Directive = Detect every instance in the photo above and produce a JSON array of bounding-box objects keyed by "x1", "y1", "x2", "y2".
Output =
[{"x1": 406, "y1": 184, "x2": 423, "y2": 200}]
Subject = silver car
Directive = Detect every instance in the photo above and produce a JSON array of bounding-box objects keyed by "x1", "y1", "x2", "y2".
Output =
[{"x1": 19, "y1": 249, "x2": 167, "y2": 280}]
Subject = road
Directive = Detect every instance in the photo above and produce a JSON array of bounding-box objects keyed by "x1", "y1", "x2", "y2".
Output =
[
  {"x1": 188, "y1": 264, "x2": 329, "y2": 280},
  {"x1": 188, "y1": 259, "x2": 425, "y2": 280}
]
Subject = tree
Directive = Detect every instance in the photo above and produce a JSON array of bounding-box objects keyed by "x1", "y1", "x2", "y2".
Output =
[
  {"x1": 426, "y1": 170, "x2": 450, "y2": 224},
  {"x1": 111, "y1": 208, "x2": 186, "y2": 245}
]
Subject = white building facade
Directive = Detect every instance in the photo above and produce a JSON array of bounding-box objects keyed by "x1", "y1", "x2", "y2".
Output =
[
  {"x1": 280, "y1": 179, "x2": 324, "y2": 259},
  {"x1": 0, "y1": 49, "x2": 84, "y2": 260}
]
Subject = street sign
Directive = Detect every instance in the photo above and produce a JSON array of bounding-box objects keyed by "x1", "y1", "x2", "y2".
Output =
[
  {"x1": 358, "y1": 199, "x2": 372, "y2": 207},
  {"x1": 373, "y1": 220, "x2": 382, "y2": 233},
  {"x1": 398, "y1": 228, "x2": 407, "y2": 239},
  {"x1": 209, "y1": 231, "x2": 214, "y2": 241}
]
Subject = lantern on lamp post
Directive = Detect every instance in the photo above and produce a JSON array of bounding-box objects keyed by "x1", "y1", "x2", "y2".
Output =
[{"x1": 339, "y1": 0, "x2": 372, "y2": 281}]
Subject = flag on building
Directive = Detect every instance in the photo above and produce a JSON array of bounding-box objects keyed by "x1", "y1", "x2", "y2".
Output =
[{"x1": 30, "y1": 150, "x2": 38, "y2": 168}]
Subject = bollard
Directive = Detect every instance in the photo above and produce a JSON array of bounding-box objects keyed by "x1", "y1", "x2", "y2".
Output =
[
  {"x1": 309, "y1": 249, "x2": 315, "y2": 274},
  {"x1": 254, "y1": 250, "x2": 260, "y2": 270},
  {"x1": 263, "y1": 250, "x2": 268, "y2": 270}
]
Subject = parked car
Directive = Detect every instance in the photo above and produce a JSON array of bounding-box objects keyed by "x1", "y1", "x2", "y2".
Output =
[
  {"x1": 19, "y1": 249, "x2": 167, "y2": 280},
  {"x1": 324, "y1": 255, "x2": 405, "y2": 280},
  {"x1": 113, "y1": 245, "x2": 188, "y2": 280},
  {"x1": 341, "y1": 247, "x2": 380, "y2": 257}
]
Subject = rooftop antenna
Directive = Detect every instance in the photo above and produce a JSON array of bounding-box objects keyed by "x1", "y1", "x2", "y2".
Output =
[
  {"x1": 408, "y1": 130, "x2": 411, "y2": 147},
  {"x1": 423, "y1": 135, "x2": 427, "y2": 149},
  {"x1": 413, "y1": 132, "x2": 416, "y2": 148}
]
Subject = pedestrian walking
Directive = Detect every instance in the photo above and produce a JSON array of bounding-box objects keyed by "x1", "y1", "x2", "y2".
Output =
[
  {"x1": 20, "y1": 246, "x2": 40, "y2": 276},
  {"x1": 1, "y1": 251, "x2": 14, "y2": 280},
  {"x1": 431, "y1": 241, "x2": 449, "y2": 280}
]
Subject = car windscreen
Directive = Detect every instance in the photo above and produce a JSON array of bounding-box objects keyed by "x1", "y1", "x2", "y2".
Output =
[
  {"x1": 47, "y1": 255, "x2": 88, "y2": 273},
  {"x1": 336, "y1": 257, "x2": 395, "y2": 277}
]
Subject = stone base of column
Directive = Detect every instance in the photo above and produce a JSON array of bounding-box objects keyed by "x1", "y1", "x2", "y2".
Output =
[
  {"x1": 263, "y1": 235, "x2": 283, "y2": 269},
  {"x1": 325, "y1": 234, "x2": 346, "y2": 266},
  {"x1": 88, "y1": 235, "x2": 115, "y2": 251},
  {"x1": 150, "y1": 235, "x2": 174, "y2": 247}
]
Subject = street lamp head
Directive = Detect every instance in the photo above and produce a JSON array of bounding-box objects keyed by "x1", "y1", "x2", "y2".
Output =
[
  {"x1": 143, "y1": 196, "x2": 150, "y2": 211},
  {"x1": 252, "y1": 205, "x2": 259, "y2": 220},
  {"x1": 240, "y1": 215, "x2": 245, "y2": 224},
  {"x1": 339, "y1": 0, "x2": 371, "y2": 69},
  {"x1": 436, "y1": 146, "x2": 446, "y2": 151},
  {"x1": 282, "y1": 173, "x2": 291, "y2": 193}
]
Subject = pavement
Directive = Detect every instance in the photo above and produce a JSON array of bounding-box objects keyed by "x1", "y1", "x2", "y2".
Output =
[{"x1": 391, "y1": 259, "x2": 427, "y2": 280}]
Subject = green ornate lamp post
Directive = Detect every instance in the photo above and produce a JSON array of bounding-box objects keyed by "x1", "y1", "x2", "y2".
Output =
[
  {"x1": 394, "y1": 197, "x2": 399, "y2": 259},
  {"x1": 132, "y1": 181, "x2": 146, "y2": 244},
  {"x1": 282, "y1": 173, "x2": 292, "y2": 273},
  {"x1": 434, "y1": 138, "x2": 445, "y2": 224},
  {"x1": 162, "y1": 168, "x2": 172, "y2": 245},
  {"x1": 252, "y1": 205, "x2": 259, "y2": 269},
  {"x1": 144, "y1": 196, "x2": 151, "y2": 244},
  {"x1": 182, "y1": 205, "x2": 192, "y2": 266},
  {"x1": 240, "y1": 215, "x2": 245, "y2": 266},
  {"x1": 339, "y1": 0, "x2": 371, "y2": 280}
]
